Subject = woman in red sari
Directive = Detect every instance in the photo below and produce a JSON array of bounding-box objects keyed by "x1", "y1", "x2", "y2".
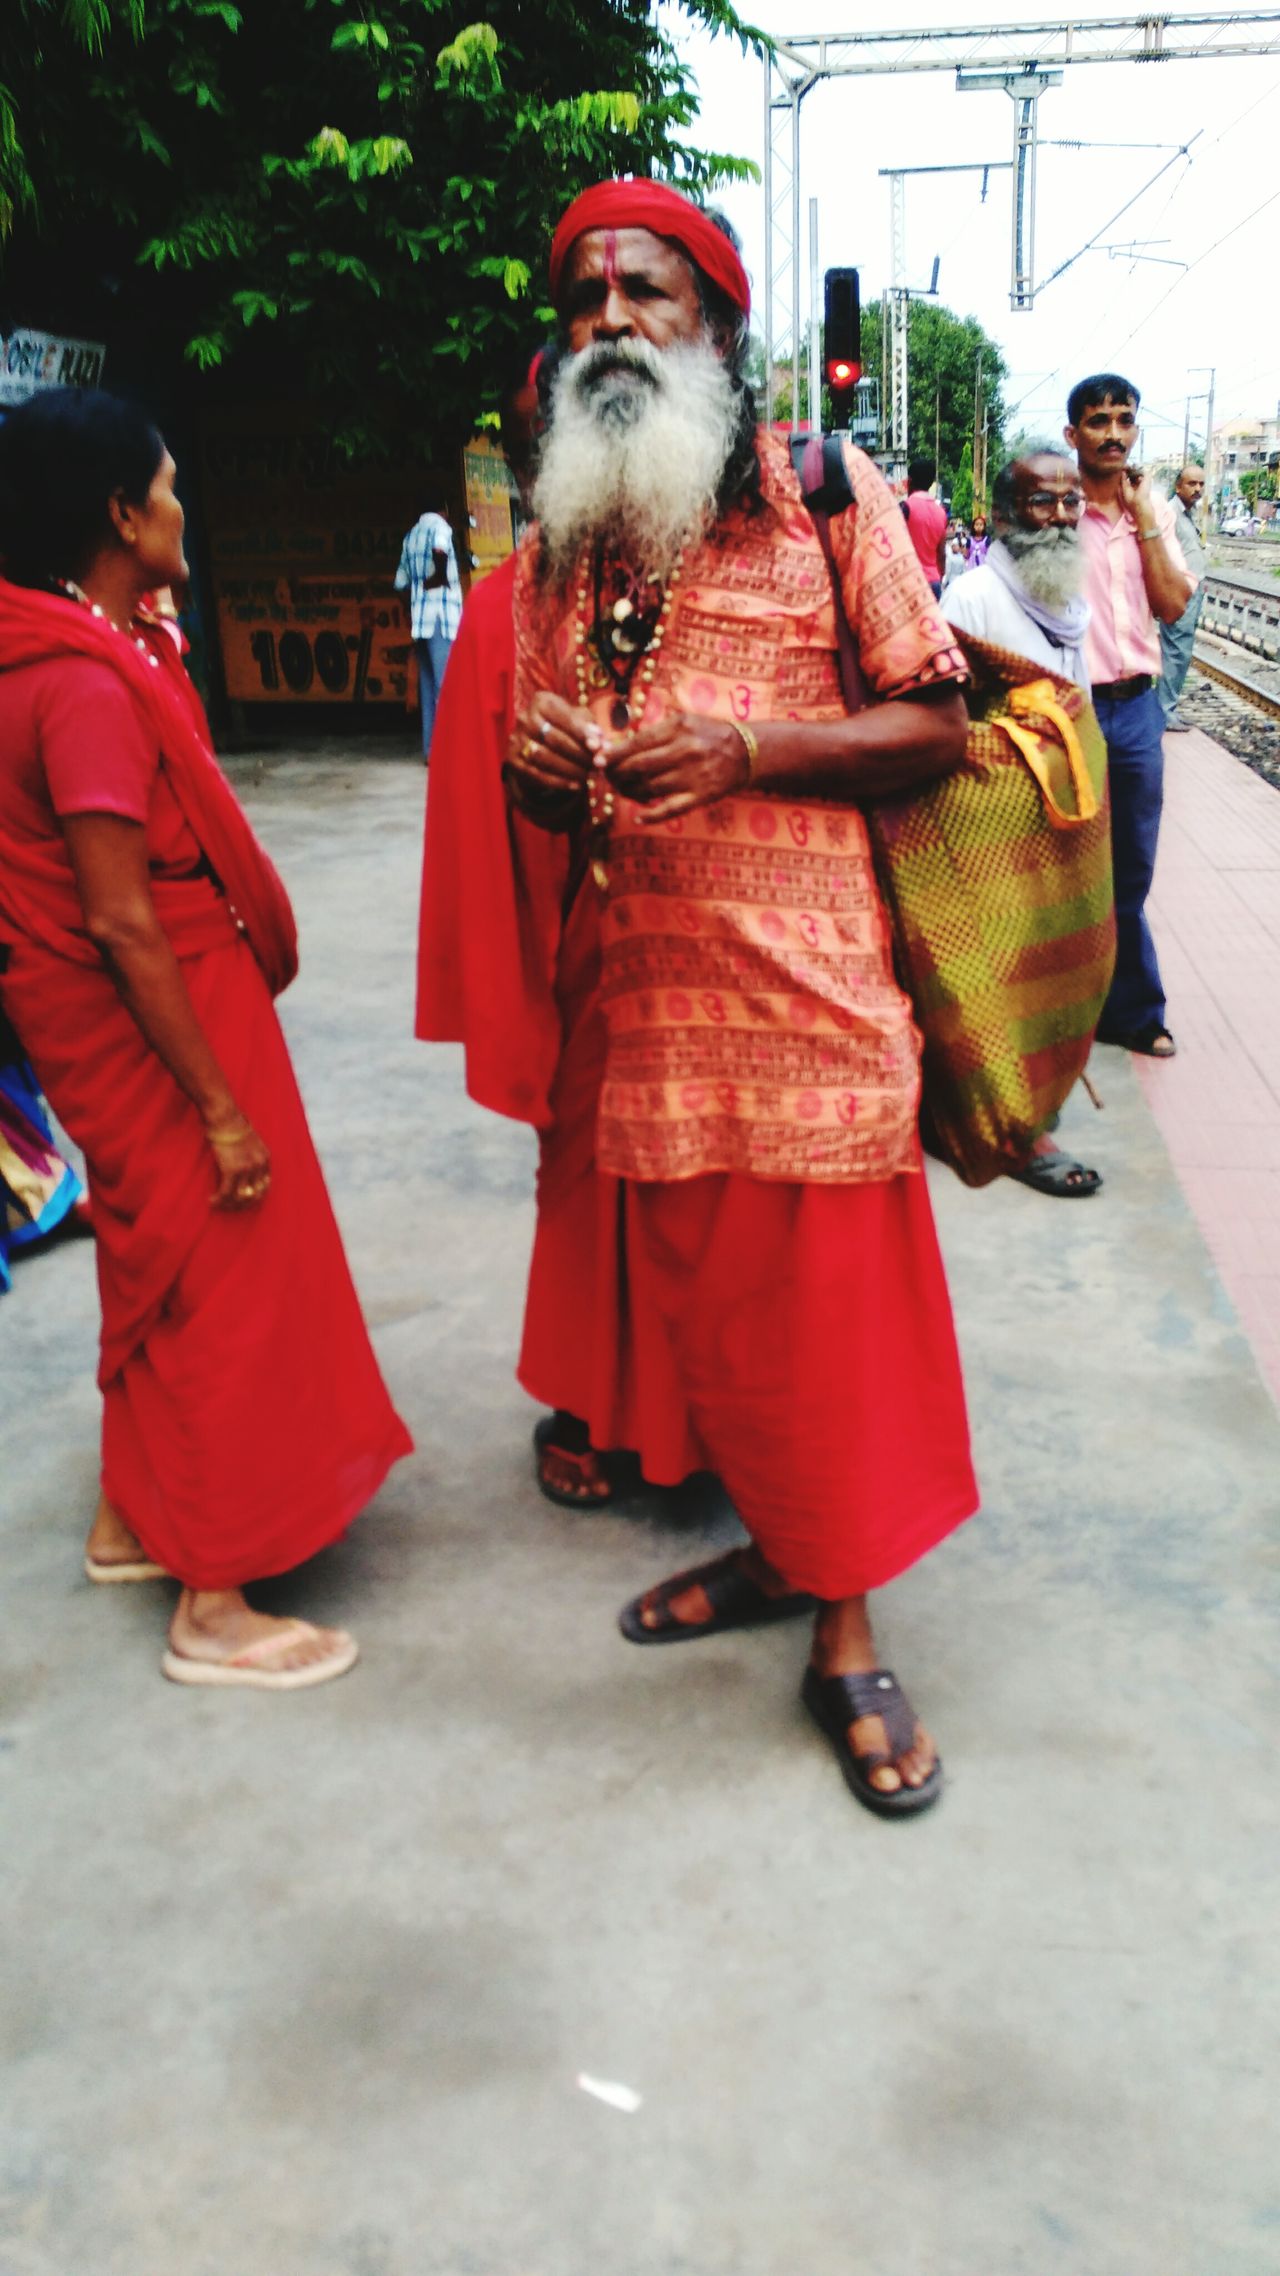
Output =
[{"x1": 0, "y1": 389, "x2": 411, "y2": 1689}]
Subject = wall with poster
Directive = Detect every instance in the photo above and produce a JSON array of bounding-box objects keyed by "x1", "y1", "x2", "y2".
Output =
[
  {"x1": 201, "y1": 415, "x2": 518, "y2": 708},
  {"x1": 200, "y1": 411, "x2": 421, "y2": 707}
]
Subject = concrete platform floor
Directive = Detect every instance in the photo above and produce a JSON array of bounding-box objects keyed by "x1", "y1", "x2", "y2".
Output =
[{"x1": 3, "y1": 750, "x2": 1279, "y2": 2276}]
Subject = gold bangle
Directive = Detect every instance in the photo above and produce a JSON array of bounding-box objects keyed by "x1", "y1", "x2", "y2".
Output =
[
  {"x1": 731, "y1": 721, "x2": 759, "y2": 783},
  {"x1": 205, "y1": 1120, "x2": 252, "y2": 1146}
]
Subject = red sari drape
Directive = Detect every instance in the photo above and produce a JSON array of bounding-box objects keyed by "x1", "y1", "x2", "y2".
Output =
[
  {"x1": 0, "y1": 583, "x2": 411, "y2": 1588},
  {"x1": 416, "y1": 551, "x2": 569, "y2": 1126}
]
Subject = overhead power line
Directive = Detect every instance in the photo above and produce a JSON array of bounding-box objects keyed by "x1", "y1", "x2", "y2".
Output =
[
  {"x1": 1035, "y1": 133, "x2": 1200, "y2": 296},
  {"x1": 1115, "y1": 184, "x2": 1280, "y2": 349}
]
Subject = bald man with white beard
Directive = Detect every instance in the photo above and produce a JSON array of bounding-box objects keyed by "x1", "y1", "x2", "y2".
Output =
[{"x1": 941, "y1": 449, "x2": 1103, "y2": 1200}]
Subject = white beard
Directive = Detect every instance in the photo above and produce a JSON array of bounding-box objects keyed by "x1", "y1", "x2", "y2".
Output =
[
  {"x1": 1000, "y1": 523, "x2": 1084, "y2": 610},
  {"x1": 533, "y1": 335, "x2": 740, "y2": 584}
]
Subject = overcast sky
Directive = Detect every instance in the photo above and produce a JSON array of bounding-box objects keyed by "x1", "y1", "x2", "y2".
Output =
[{"x1": 661, "y1": 0, "x2": 1280, "y2": 462}]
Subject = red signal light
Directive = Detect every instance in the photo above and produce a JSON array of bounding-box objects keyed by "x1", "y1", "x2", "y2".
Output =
[{"x1": 824, "y1": 268, "x2": 861, "y2": 395}]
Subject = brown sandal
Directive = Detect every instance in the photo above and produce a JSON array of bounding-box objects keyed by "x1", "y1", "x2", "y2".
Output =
[
  {"x1": 533, "y1": 1414, "x2": 615, "y2": 1508},
  {"x1": 801, "y1": 1665, "x2": 943, "y2": 1818},
  {"x1": 619, "y1": 1550, "x2": 816, "y2": 1645}
]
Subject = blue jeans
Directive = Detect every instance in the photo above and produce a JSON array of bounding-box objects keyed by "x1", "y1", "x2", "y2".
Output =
[
  {"x1": 1158, "y1": 588, "x2": 1203, "y2": 718},
  {"x1": 1095, "y1": 683, "x2": 1167, "y2": 1036},
  {"x1": 414, "y1": 631, "x2": 453, "y2": 757}
]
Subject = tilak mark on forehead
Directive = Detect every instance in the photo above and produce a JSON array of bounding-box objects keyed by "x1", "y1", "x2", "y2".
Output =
[{"x1": 603, "y1": 231, "x2": 620, "y2": 288}]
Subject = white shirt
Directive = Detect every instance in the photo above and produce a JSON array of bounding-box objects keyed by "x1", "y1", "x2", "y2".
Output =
[
  {"x1": 394, "y1": 512, "x2": 462, "y2": 642},
  {"x1": 942, "y1": 559, "x2": 1089, "y2": 690}
]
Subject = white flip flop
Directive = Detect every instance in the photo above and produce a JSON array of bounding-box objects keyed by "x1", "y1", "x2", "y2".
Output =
[
  {"x1": 85, "y1": 1553, "x2": 169, "y2": 1584},
  {"x1": 161, "y1": 1620, "x2": 359, "y2": 1691}
]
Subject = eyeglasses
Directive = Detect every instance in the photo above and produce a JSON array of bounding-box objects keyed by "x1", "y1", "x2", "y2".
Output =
[{"x1": 1026, "y1": 491, "x2": 1084, "y2": 513}]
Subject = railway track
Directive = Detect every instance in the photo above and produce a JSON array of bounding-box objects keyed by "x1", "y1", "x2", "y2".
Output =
[{"x1": 1192, "y1": 571, "x2": 1280, "y2": 724}]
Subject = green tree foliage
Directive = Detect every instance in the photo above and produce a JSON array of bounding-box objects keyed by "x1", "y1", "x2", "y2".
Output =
[
  {"x1": 2, "y1": 0, "x2": 762, "y2": 445},
  {"x1": 860, "y1": 296, "x2": 1008, "y2": 493}
]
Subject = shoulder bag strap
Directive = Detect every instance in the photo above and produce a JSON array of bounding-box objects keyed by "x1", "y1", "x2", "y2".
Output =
[{"x1": 790, "y1": 434, "x2": 870, "y2": 715}]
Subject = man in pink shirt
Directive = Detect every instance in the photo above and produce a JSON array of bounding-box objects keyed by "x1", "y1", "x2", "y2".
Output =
[
  {"x1": 1067, "y1": 372, "x2": 1194, "y2": 1057},
  {"x1": 903, "y1": 457, "x2": 947, "y2": 598}
]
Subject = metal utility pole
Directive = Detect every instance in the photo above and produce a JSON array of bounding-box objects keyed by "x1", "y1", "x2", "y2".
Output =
[
  {"x1": 808, "y1": 199, "x2": 821, "y2": 434},
  {"x1": 957, "y1": 70, "x2": 1062, "y2": 308},
  {"x1": 889, "y1": 171, "x2": 908, "y2": 466},
  {"x1": 762, "y1": 54, "x2": 817, "y2": 428},
  {"x1": 761, "y1": 10, "x2": 1280, "y2": 404},
  {"x1": 877, "y1": 162, "x2": 1001, "y2": 473},
  {"x1": 1184, "y1": 367, "x2": 1215, "y2": 486},
  {"x1": 879, "y1": 291, "x2": 889, "y2": 452}
]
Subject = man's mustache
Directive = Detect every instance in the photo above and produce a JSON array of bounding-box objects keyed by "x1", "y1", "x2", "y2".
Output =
[{"x1": 573, "y1": 342, "x2": 664, "y2": 393}]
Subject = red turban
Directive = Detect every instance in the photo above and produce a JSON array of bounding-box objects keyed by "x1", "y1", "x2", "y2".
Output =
[{"x1": 548, "y1": 179, "x2": 751, "y2": 318}]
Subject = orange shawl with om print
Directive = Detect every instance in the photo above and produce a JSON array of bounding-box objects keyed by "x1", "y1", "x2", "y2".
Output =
[{"x1": 513, "y1": 432, "x2": 968, "y2": 1185}]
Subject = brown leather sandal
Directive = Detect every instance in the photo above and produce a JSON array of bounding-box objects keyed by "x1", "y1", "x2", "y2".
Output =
[
  {"x1": 801, "y1": 1665, "x2": 943, "y2": 1819},
  {"x1": 533, "y1": 1413, "x2": 615, "y2": 1508},
  {"x1": 619, "y1": 1550, "x2": 816, "y2": 1645}
]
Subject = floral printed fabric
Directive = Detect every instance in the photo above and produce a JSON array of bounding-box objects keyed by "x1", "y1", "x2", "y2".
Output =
[{"x1": 514, "y1": 432, "x2": 968, "y2": 1183}]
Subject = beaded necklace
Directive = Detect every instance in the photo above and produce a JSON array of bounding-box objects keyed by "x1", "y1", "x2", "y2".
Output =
[
  {"x1": 53, "y1": 577, "x2": 163, "y2": 672},
  {"x1": 573, "y1": 542, "x2": 684, "y2": 892}
]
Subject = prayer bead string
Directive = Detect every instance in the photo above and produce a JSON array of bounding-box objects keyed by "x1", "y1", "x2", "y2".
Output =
[{"x1": 573, "y1": 546, "x2": 684, "y2": 893}]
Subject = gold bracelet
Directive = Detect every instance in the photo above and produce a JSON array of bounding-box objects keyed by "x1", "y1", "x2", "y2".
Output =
[
  {"x1": 731, "y1": 721, "x2": 759, "y2": 783},
  {"x1": 204, "y1": 1119, "x2": 252, "y2": 1146}
]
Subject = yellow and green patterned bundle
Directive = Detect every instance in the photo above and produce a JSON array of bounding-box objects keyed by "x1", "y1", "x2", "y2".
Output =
[{"x1": 865, "y1": 630, "x2": 1116, "y2": 1188}]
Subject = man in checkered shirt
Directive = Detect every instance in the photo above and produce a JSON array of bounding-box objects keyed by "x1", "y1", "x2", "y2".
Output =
[{"x1": 395, "y1": 496, "x2": 462, "y2": 758}]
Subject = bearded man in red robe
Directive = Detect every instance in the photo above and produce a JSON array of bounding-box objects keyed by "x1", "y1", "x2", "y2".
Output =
[{"x1": 502, "y1": 180, "x2": 980, "y2": 1816}]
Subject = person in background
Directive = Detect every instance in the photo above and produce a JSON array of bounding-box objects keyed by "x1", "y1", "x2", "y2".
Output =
[
  {"x1": 1158, "y1": 464, "x2": 1206, "y2": 731},
  {"x1": 0, "y1": 1009, "x2": 90, "y2": 1290},
  {"x1": 395, "y1": 493, "x2": 462, "y2": 760},
  {"x1": 942, "y1": 446, "x2": 1102, "y2": 1199},
  {"x1": 902, "y1": 456, "x2": 947, "y2": 597},
  {"x1": 1066, "y1": 372, "x2": 1193, "y2": 1060},
  {"x1": 966, "y1": 510, "x2": 991, "y2": 567},
  {"x1": 0, "y1": 388, "x2": 411, "y2": 1687},
  {"x1": 941, "y1": 526, "x2": 970, "y2": 588}
]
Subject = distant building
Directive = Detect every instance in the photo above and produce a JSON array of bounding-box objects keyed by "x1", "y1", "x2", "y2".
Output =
[{"x1": 1214, "y1": 406, "x2": 1280, "y2": 482}]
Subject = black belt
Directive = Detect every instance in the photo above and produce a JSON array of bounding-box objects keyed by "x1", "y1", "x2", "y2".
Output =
[{"x1": 1092, "y1": 675, "x2": 1153, "y2": 703}]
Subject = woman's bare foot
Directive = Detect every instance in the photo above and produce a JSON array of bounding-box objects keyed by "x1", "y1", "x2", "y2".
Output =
[
  {"x1": 166, "y1": 1589, "x2": 357, "y2": 1685},
  {"x1": 84, "y1": 1493, "x2": 167, "y2": 1578},
  {"x1": 810, "y1": 1595, "x2": 937, "y2": 1795}
]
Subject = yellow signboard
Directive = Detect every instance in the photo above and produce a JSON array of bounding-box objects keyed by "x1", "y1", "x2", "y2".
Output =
[{"x1": 464, "y1": 434, "x2": 519, "y2": 580}]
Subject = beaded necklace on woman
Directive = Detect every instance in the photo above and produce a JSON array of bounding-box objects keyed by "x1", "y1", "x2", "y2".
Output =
[
  {"x1": 52, "y1": 576, "x2": 165, "y2": 671},
  {"x1": 573, "y1": 541, "x2": 684, "y2": 890}
]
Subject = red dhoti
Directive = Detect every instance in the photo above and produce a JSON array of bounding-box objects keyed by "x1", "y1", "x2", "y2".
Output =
[{"x1": 518, "y1": 887, "x2": 977, "y2": 1601}]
